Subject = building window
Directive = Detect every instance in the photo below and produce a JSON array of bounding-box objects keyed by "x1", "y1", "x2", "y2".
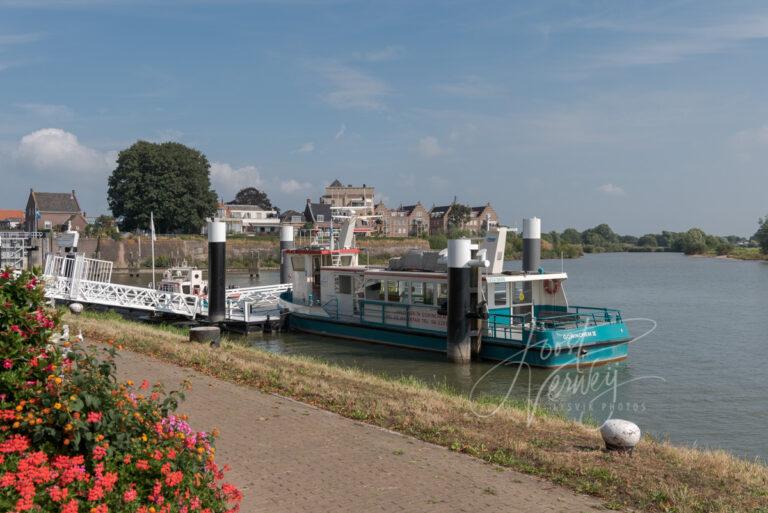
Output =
[
  {"x1": 317, "y1": 215, "x2": 325, "y2": 222},
  {"x1": 291, "y1": 216, "x2": 302, "y2": 223}
]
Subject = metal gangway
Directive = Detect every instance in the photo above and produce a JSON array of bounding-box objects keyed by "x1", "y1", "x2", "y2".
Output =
[
  {"x1": 0, "y1": 232, "x2": 43, "y2": 270},
  {"x1": 219, "y1": 283, "x2": 292, "y2": 323},
  {"x1": 43, "y1": 254, "x2": 292, "y2": 322}
]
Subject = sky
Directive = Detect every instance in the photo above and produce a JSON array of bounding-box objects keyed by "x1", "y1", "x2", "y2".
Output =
[{"x1": 1, "y1": 0, "x2": 767, "y2": 236}]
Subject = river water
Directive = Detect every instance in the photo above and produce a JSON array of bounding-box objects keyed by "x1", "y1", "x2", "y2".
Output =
[{"x1": 114, "y1": 254, "x2": 768, "y2": 460}]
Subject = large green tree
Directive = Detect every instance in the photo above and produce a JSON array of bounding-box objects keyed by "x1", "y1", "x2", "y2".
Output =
[
  {"x1": 755, "y1": 216, "x2": 768, "y2": 254},
  {"x1": 107, "y1": 141, "x2": 218, "y2": 233}
]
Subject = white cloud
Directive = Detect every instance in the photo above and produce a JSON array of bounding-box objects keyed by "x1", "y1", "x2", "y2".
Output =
[
  {"x1": 295, "y1": 142, "x2": 315, "y2": 153},
  {"x1": 279, "y1": 179, "x2": 312, "y2": 194},
  {"x1": 0, "y1": 33, "x2": 43, "y2": 45},
  {"x1": 317, "y1": 62, "x2": 390, "y2": 111},
  {"x1": 210, "y1": 162, "x2": 263, "y2": 201},
  {"x1": 15, "y1": 128, "x2": 116, "y2": 174},
  {"x1": 418, "y1": 136, "x2": 449, "y2": 158},
  {"x1": 16, "y1": 103, "x2": 73, "y2": 118},
  {"x1": 353, "y1": 45, "x2": 403, "y2": 62},
  {"x1": 584, "y1": 15, "x2": 768, "y2": 67},
  {"x1": 597, "y1": 183, "x2": 626, "y2": 196},
  {"x1": 436, "y1": 76, "x2": 505, "y2": 98},
  {"x1": 334, "y1": 124, "x2": 346, "y2": 140}
]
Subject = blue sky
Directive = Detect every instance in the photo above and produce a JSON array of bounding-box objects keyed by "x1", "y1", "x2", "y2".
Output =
[{"x1": 1, "y1": 0, "x2": 767, "y2": 235}]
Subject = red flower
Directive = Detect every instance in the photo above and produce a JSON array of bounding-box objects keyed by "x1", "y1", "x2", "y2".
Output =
[
  {"x1": 61, "y1": 499, "x2": 79, "y2": 513},
  {"x1": 92, "y1": 445, "x2": 107, "y2": 461},
  {"x1": 0, "y1": 435, "x2": 30, "y2": 453},
  {"x1": 87, "y1": 411, "x2": 102, "y2": 423}
]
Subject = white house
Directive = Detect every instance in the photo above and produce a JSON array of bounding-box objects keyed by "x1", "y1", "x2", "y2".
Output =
[{"x1": 216, "y1": 204, "x2": 281, "y2": 235}]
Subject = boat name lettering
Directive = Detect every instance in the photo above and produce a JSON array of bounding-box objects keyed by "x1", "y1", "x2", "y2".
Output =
[{"x1": 562, "y1": 330, "x2": 596, "y2": 341}]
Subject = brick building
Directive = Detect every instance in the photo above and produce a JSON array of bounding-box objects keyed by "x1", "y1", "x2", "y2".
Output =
[
  {"x1": 375, "y1": 202, "x2": 429, "y2": 237},
  {"x1": 428, "y1": 202, "x2": 499, "y2": 235},
  {"x1": 25, "y1": 189, "x2": 87, "y2": 232}
]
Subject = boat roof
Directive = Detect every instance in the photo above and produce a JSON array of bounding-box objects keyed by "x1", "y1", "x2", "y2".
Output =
[
  {"x1": 286, "y1": 248, "x2": 360, "y2": 255},
  {"x1": 318, "y1": 266, "x2": 567, "y2": 282},
  {"x1": 485, "y1": 272, "x2": 567, "y2": 283}
]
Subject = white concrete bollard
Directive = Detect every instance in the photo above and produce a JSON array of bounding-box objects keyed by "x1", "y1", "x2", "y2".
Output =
[
  {"x1": 600, "y1": 419, "x2": 641, "y2": 452},
  {"x1": 68, "y1": 302, "x2": 83, "y2": 314}
]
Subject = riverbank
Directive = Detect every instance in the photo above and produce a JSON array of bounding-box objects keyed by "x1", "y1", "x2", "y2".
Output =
[{"x1": 63, "y1": 310, "x2": 768, "y2": 513}]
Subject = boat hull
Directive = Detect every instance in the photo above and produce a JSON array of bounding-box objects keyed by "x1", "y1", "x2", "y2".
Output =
[{"x1": 287, "y1": 312, "x2": 629, "y2": 368}]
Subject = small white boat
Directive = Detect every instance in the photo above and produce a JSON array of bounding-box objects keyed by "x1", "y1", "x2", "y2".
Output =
[{"x1": 156, "y1": 265, "x2": 208, "y2": 297}]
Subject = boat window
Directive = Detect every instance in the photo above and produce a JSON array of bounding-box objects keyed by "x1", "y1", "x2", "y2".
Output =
[
  {"x1": 338, "y1": 275, "x2": 352, "y2": 294},
  {"x1": 411, "y1": 282, "x2": 425, "y2": 304},
  {"x1": 340, "y1": 255, "x2": 353, "y2": 266},
  {"x1": 424, "y1": 282, "x2": 436, "y2": 305},
  {"x1": 398, "y1": 281, "x2": 409, "y2": 303},
  {"x1": 291, "y1": 256, "x2": 305, "y2": 272},
  {"x1": 182, "y1": 285, "x2": 190, "y2": 294},
  {"x1": 322, "y1": 255, "x2": 333, "y2": 266},
  {"x1": 437, "y1": 283, "x2": 448, "y2": 304},
  {"x1": 494, "y1": 282, "x2": 507, "y2": 306},
  {"x1": 386, "y1": 280, "x2": 401, "y2": 302},
  {"x1": 512, "y1": 282, "x2": 525, "y2": 303},
  {"x1": 364, "y1": 280, "x2": 382, "y2": 300}
]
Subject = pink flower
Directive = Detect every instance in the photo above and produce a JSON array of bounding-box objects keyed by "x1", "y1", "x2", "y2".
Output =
[
  {"x1": 2, "y1": 359, "x2": 12, "y2": 370},
  {"x1": 87, "y1": 411, "x2": 102, "y2": 423},
  {"x1": 123, "y1": 488, "x2": 138, "y2": 503}
]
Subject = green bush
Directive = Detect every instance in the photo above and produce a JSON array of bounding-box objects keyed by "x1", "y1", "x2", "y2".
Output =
[{"x1": 0, "y1": 268, "x2": 242, "y2": 512}]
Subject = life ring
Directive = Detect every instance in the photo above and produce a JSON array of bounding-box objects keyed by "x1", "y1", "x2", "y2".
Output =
[{"x1": 543, "y1": 279, "x2": 560, "y2": 295}]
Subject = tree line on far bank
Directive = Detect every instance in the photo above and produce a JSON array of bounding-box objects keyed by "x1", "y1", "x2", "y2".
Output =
[{"x1": 428, "y1": 220, "x2": 768, "y2": 259}]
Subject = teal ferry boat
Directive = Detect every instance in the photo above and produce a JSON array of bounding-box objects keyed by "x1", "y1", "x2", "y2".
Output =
[{"x1": 279, "y1": 219, "x2": 631, "y2": 368}]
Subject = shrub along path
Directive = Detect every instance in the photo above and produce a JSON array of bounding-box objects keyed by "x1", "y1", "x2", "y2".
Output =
[{"x1": 108, "y1": 344, "x2": 607, "y2": 513}]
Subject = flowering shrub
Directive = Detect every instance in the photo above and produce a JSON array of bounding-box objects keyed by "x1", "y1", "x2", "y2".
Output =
[{"x1": 0, "y1": 269, "x2": 242, "y2": 512}]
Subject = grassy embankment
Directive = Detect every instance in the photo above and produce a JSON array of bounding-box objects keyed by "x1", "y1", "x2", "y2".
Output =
[
  {"x1": 65, "y1": 310, "x2": 768, "y2": 513},
  {"x1": 724, "y1": 247, "x2": 768, "y2": 261}
]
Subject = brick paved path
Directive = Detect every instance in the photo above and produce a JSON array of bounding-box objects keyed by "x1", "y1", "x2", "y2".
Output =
[{"x1": 113, "y1": 348, "x2": 609, "y2": 513}]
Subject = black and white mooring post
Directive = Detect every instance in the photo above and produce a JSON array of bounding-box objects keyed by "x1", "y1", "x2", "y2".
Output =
[
  {"x1": 447, "y1": 238, "x2": 472, "y2": 364},
  {"x1": 207, "y1": 220, "x2": 226, "y2": 323},
  {"x1": 522, "y1": 217, "x2": 541, "y2": 273},
  {"x1": 447, "y1": 239, "x2": 490, "y2": 364},
  {"x1": 279, "y1": 225, "x2": 295, "y2": 284}
]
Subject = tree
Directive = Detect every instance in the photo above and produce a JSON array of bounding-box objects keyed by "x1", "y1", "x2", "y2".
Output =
[
  {"x1": 447, "y1": 203, "x2": 471, "y2": 230},
  {"x1": 107, "y1": 141, "x2": 218, "y2": 233},
  {"x1": 228, "y1": 187, "x2": 275, "y2": 211},
  {"x1": 638, "y1": 234, "x2": 658, "y2": 247},
  {"x1": 561, "y1": 228, "x2": 582, "y2": 245},
  {"x1": 85, "y1": 215, "x2": 121, "y2": 258},
  {"x1": 755, "y1": 216, "x2": 768, "y2": 254},
  {"x1": 680, "y1": 228, "x2": 708, "y2": 255}
]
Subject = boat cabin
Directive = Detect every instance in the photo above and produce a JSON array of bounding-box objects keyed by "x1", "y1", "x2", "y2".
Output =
[
  {"x1": 158, "y1": 266, "x2": 208, "y2": 296},
  {"x1": 285, "y1": 244, "x2": 570, "y2": 337}
]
